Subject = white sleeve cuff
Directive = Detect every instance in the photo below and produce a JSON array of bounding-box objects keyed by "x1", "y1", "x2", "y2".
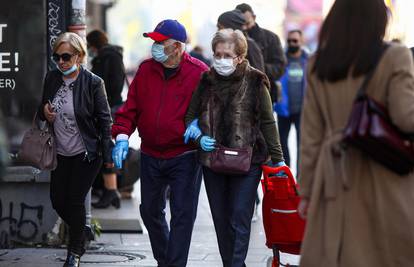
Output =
[{"x1": 116, "y1": 134, "x2": 129, "y2": 141}]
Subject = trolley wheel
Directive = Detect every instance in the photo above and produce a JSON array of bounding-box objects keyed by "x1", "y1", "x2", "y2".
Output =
[
  {"x1": 266, "y1": 256, "x2": 276, "y2": 267},
  {"x1": 272, "y1": 256, "x2": 280, "y2": 267}
]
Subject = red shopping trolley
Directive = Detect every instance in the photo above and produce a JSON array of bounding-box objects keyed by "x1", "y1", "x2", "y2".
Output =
[{"x1": 261, "y1": 165, "x2": 306, "y2": 267}]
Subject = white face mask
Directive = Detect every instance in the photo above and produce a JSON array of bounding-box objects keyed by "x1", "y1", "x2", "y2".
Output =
[{"x1": 212, "y1": 57, "x2": 236, "y2": 76}]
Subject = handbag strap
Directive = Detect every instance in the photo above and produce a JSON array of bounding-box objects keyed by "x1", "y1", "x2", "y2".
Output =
[
  {"x1": 32, "y1": 110, "x2": 54, "y2": 134},
  {"x1": 355, "y1": 44, "x2": 390, "y2": 98}
]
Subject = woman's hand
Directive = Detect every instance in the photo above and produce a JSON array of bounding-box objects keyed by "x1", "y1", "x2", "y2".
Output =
[
  {"x1": 200, "y1": 136, "x2": 216, "y2": 151},
  {"x1": 298, "y1": 198, "x2": 309, "y2": 220},
  {"x1": 43, "y1": 103, "x2": 56, "y2": 123}
]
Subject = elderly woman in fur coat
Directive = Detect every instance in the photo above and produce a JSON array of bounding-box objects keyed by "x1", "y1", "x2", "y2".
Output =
[{"x1": 184, "y1": 28, "x2": 285, "y2": 267}]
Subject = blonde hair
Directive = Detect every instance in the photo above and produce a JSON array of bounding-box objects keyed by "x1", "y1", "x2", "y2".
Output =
[
  {"x1": 53, "y1": 32, "x2": 87, "y2": 63},
  {"x1": 211, "y1": 29, "x2": 247, "y2": 59}
]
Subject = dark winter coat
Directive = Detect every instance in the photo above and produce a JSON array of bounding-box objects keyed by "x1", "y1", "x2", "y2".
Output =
[
  {"x1": 246, "y1": 37, "x2": 265, "y2": 72},
  {"x1": 248, "y1": 23, "x2": 287, "y2": 102},
  {"x1": 91, "y1": 45, "x2": 126, "y2": 107}
]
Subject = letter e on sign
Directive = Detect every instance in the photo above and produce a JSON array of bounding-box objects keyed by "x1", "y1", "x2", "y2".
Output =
[{"x1": 0, "y1": 53, "x2": 11, "y2": 72}]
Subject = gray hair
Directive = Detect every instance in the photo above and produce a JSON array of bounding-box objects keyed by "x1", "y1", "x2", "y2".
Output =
[{"x1": 211, "y1": 29, "x2": 247, "y2": 58}]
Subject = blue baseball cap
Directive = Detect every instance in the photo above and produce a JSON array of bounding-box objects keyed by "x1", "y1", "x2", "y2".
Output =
[{"x1": 143, "y1": 19, "x2": 187, "y2": 43}]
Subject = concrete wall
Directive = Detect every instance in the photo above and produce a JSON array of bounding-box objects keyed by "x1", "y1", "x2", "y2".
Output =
[{"x1": 0, "y1": 167, "x2": 58, "y2": 248}]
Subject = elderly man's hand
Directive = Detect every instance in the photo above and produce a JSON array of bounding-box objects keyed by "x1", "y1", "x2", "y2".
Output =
[
  {"x1": 183, "y1": 119, "x2": 202, "y2": 144},
  {"x1": 112, "y1": 140, "x2": 129, "y2": 169}
]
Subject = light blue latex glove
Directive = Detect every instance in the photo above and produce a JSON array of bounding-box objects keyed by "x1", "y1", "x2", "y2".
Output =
[
  {"x1": 112, "y1": 140, "x2": 129, "y2": 169},
  {"x1": 200, "y1": 136, "x2": 216, "y2": 152},
  {"x1": 183, "y1": 119, "x2": 202, "y2": 144},
  {"x1": 267, "y1": 161, "x2": 287, "y2": 177}
]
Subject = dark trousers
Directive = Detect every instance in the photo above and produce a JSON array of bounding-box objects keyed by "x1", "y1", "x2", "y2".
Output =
[
  {"x1": 277, "y1": 113, "x2": 301, "y2": 167},
  {"x1": 50, "y1": 153, "x2": 102, "y2": 255},
  {"x1": 140, "y1": 151, "x2": 202, "y2": 267},
  {"x1": 203, "y1": 165, "x2": 262, "y2": 267}
]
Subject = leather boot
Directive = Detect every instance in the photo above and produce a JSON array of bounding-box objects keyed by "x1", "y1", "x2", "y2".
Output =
[
  {"x1": 63, "y1": 252, "x2": 80, "y2": 267},
  {"x1": 92, "y1": 189, "x2": 121, "y2": 209}
]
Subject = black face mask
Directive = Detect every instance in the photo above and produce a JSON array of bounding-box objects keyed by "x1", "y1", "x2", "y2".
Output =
[{"x1": 288, "y1": 46, "x2": 300, "y2": 54}]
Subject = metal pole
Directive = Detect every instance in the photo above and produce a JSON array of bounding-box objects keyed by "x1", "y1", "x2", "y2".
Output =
[{"x1": 68, "y1": 0, "x2": 87, "y2": 40}]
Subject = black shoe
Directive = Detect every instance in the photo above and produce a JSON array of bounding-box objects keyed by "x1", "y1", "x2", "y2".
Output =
[
  {"x1": 63, "y1": 252, "x2": 80, "y2": 267},
  {"x1": 92, "y1": 189, "x2": 121, "y2": 209}
]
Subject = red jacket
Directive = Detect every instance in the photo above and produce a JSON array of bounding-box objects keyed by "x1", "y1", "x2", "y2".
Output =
[{"x1": 112, "y1": 52, "x2": 208, "y2": 159}]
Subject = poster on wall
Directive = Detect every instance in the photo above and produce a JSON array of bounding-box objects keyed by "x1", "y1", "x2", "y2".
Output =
[{"x1": 0, "y1": 1, "x2": 47, "y2": 152}]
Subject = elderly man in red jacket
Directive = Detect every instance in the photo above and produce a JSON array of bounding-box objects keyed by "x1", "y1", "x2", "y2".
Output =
[{"x1": 111, "y1": 20, "x2": 208, "y2": 267}]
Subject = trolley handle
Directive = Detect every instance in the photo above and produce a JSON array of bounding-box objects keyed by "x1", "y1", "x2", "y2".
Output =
[{"x1": 261, "y1": 165, "x2": 299, "y2": 196}]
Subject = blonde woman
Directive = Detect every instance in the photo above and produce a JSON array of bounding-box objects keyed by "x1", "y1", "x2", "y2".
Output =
[{"x1": 38, "y1": 32, "x2": 113, "y2": 267}]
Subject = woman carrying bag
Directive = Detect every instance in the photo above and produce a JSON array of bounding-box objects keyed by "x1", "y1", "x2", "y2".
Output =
[
  {"x1": 38, "y1": 32, "x2": 113, "y2": 267},
  {"x1": 297, "y1": 0, "x2": 414, "y2": 266},
  {"x1": 184, "y1": 29, "x2": 285, "y2": 267}
]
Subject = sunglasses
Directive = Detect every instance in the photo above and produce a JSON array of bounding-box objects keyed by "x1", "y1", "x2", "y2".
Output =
[
  {"x1": 287, "y1": 39, "x2": 299, "y2": 44},
  {"x1": 52, "y1": 53, "x2": 76, "y2": 62}
]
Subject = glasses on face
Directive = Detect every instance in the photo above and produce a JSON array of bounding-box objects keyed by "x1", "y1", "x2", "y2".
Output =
[
  {"x1": 213, "y1": 55, "x2": 238, "y2": 60},
  {"x1": 287, "y1": 39, "x2": 299, "y2": 44},
  {"x1": 52, "y1": 53, "x2": 76, "y2": 62}
]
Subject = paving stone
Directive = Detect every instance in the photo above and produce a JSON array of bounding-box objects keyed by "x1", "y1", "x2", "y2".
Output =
[{"x1": 0, "y1": 181, "x2": 301, "y2": 266}]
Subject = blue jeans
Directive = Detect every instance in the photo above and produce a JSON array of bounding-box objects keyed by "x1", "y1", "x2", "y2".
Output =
[
  {"x1": 203, "y1": 165, "x2": 262, "y2": 267},
  {"x1": 140, "y1": 151, "x2": 202, "y2": 267}
]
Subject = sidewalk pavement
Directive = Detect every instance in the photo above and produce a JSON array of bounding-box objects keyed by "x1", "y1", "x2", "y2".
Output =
[{"x1": 0, "y1": 181, "x2": 300, "y2": 267}]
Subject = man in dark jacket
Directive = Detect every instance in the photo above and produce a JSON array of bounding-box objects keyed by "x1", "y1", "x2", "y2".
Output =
[
  {"x1": 87, "y1": 30, "x2": 126, "y2": 209},
  {"x1": 217, "y1": 9, "x2": 265, "y2": 72},
  {"x1": 112, "y1": 19, "x2": 208, "y2": 267},
  {"x1": 236, "y1": 3, "x2": 286, "y2": 102}
]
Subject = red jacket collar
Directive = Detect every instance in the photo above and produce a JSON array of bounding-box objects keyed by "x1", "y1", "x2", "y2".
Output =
[{"x1": 151, "y1": 52, "x2": 191, "y2": 79}]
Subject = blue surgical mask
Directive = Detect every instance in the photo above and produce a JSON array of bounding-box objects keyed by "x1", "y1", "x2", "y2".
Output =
[
  {"x1": 58, "y1": 64, "x2": 78, "y2": 76},
  {"x1": 151, "y1": 43, "x2": 169, "y2": 63}
]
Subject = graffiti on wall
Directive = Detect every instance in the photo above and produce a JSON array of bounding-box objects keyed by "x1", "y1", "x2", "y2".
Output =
[{"x1": 0, "y1": 199, "x2": 44, "y2": 248}]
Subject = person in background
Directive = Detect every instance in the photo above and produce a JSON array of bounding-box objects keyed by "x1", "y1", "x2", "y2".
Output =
[
  {"x1": 39, "y1": 32, "x2": 113, "y2": 267},
  {"x1": 217, "y1": 9, "x2": 265, "y2": 72},
  {"x1": 190, "y1": 45, "x2": 211, "y2": 66},
  {"x1": 411, "y1": 47, "x2": 414, "y2": 58},
  {"x1": 184, "y1": 29, "x2": 285, "y2": 267},
  {"x1": 298, "y1": 0, "x2": 414, "y2": 266},
  {"x1": 274, "y1": 29, "x2": 308, "y2": 169},
  {"x1": 236, "y1": 3, "x2": 286, "y2": 102},
  {"x1": 86, "y1": 29, "x2": 126, "y2": 209},
  {"x1": 111, "y1": 19, "x2": 208, "y2": 267}
]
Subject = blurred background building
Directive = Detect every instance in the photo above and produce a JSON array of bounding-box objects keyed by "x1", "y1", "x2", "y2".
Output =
[{"x1": 86, "y1": 0, "x2": 414, "y2": 73}]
